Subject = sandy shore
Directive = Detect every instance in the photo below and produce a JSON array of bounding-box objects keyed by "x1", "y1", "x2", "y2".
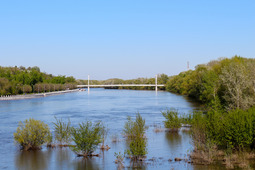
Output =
[{"x1": 0, "y1": 89, "x2": 81, "y2": 101}]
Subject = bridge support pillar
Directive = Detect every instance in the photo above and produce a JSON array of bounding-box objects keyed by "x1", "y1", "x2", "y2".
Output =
[
  {"x1": 88, "y1": 75, "x2": 90, "y2": 92},
  {"x1": 155, "y1": 75, "x2": 158, "y2": 92}
]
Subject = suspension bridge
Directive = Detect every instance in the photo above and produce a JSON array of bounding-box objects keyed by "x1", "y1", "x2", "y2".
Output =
[{"x1": 77, "y1": 75, "x2": 165, "y2": 92}]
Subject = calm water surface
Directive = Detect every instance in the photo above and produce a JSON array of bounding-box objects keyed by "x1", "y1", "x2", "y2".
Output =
[{"x1": 0, "y1": 89, "x2": 203, "y2": 170}]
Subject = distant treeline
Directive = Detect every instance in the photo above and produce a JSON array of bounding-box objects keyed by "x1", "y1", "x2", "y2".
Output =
[
  {"x1": 77, "y1": 74, "x2": 169, "y2": 91},
  {"x1": 0, "y1": 66, "x2": 77, "y2": 95},
  {"x1": 166, "y1": 56, "x2": 255, "y2": 110}
]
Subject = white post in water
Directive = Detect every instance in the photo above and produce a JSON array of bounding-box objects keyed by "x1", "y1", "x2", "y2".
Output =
[
  {"x1": 88, "y1": 75, "x2": 90, "y2": 92},
  {"x1": 155, "y1": 74, "x2": 158, "y2": 92}
]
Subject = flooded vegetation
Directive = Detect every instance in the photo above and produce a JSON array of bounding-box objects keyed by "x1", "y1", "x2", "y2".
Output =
[
  {"x1": 0, "y1": 88, "x2": 201, "y2": 169},
  {"x1": 4, "y1": 85, "x2": 255, "y2": 169}
]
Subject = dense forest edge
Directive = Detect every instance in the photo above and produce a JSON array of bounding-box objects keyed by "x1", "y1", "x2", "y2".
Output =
[
  {"x1": 166, "y1": 55, "x2": 255, "y2": 110},
  {"x1": 0, "y1": 66, "x2": 77, "y2": 95}
]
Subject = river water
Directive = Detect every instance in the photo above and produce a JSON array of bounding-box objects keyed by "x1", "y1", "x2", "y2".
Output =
[{"x1": 0, "y1": 88, "x2": 204, "y2": 170}]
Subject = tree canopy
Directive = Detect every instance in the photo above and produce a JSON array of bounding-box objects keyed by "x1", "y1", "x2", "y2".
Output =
[
  {"x1": 166, "y1": 56, "x2": 255, "y2": 110},
  {"x1": 0, "y1": 66, "x2": 76, "y2": 95}
]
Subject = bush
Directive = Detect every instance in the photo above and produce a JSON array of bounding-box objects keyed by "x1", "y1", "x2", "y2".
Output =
[
  {"x1": 190, "y1": 107, "x2": 255, "y2": 151},
  {"x1": 53, "y1": 117, "x2": 72, "y2": 145},
  {"x1": 209, "y1": 109, "x2": 255, "y2": 150},
  {"x1": 13, "y1": 118, "x2": 51, "y2": 150},
  {"x1": 162, "y1": 109, "x2": 181, "y2": 131},
  {"x1": 71, "y1": 121, "x2": 103, "y2": 157},
  {"x1": 124, "y1": 113, "x2": 147, "y2": 160},
  {"x1": 189, "y1": 111, "x2": 208, "y2": 151},
  {"x1": 123, "y1": 116, "x2": 135, "y2": 139}
]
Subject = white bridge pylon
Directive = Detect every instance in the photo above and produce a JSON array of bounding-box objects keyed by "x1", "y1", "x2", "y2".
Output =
[{"x1": 77, "y1": 75, "x2": 164, "y2": 92}]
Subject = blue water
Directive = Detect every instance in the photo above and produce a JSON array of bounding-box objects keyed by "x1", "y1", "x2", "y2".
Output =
[{"x1": 0, "y1": 88, "x2": 201, "y2": 170}]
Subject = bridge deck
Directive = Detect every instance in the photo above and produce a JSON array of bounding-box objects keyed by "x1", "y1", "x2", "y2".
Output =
[{"x1": 77, "y1": 84, "x2": 164, "y2": 87}]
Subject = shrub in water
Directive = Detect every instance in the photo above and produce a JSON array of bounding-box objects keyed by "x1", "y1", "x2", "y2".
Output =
[
  {"x1": 71, "y1": 121, "x2": 103, "y2": 157},
  {"x1": 162, "y1": 109, "x2": 181, "y2": 131},
  {"x1": 53, "y1": 117, "x2": 72, "y2": 145},
  {"x1": 123, "y1": 116, "x2": 135, "y2": 139},
  {"x1": 124, "y1": 113, "x2": 147, "y2": 160},
  {"x1": 13, "y1": 118, "x2": 51, "y2": 150},
  {"x1": 100, "y1": 124, "x2": 110, "y2": 150}
]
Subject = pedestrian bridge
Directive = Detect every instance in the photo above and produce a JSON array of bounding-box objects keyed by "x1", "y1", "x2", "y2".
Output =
[
  {"x1": 77, "y1": 84, "x2": 164, "y2": 88},
  {"x1": 77, "y1": 75, "x2": 164, "y2": 91},
  {"x1": 77, "y1": 84, "x2": 164, "y2": 92}
]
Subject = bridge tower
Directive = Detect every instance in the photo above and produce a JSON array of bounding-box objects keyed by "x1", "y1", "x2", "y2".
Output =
[
  {"x1": 155, "y1": 75, "x2": 158, "y2": 92},
  {"x1": 88, "y1": 75, "x2": 90, "y2": 92}
]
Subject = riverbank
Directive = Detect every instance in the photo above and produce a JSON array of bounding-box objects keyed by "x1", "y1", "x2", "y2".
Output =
[{"x1": 0, "y1": 89, "x2": 81, "y2": 101}]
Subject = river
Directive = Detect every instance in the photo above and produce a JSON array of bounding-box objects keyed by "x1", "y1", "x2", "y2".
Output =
[{"x1": 0, "y1": 88, "x2": 205, "y2": 170}]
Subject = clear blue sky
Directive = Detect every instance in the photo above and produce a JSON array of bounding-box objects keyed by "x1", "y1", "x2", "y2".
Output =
[{"x1": 0, "y1": 0, "x2": 254, "y2": 80}]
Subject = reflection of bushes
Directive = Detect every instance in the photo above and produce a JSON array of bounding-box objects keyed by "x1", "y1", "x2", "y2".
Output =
[
  {"x1": 14, "y1": 118, "x2": 51, "y2": 150},
  {"x1": 165, "y1": 132, "x2": 182, "y2": 146},
  {"x1": 15, "y1": 150, "x2": 51, "y2": 170}
]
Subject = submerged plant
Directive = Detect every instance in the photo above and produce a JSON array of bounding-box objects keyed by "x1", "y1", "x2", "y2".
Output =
[
  {"x1": 162, "y1": 108, "x2": 181, "y2": 131},
  {"x1": 124, "y1": 113, "x2": 147, "y2": 161},
  {"x1": 100, "y1": 124, "x2": 110, "y2": 150},
  {"x1": 123, "y1": 116, "x2": 135, "y2": 139},
  {"x1": 53, "y1": 116, "x2": 72, "y2": 145},
  {"x1": 71, "y1": 121, "x2": 103, "y2": 157},
  {"x1": 114, "y1": 152, "x2": 125, "y2": 169},
  {"x1": 14, "y1": 118, "x2": 51, "y2": 150}
]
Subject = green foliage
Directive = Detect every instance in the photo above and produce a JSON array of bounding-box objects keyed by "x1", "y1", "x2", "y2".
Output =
[
  {"x1": 124, "y1": 113, "x2": 147, "y2": 160},
  {"x1": 123, "y1": 116, "x2": 135, "y2": 139},
  {"x1": 166, "y1": 56, "x2": 255, "y2": 110},
  {"x1": 71, "y1": 121, "x2": 103, "y2": 156},
  {"x1": 162, "y1": 109, "x2": 181, "y2": 130},
  {"x1": 53, "y1": 117, "x2": 72, "y2": 145},
  {"x1": 13, "y1": 118, "x2": 51, "y2": 150},
  {"x1": 222, "y1": 109, "x2": 254, "y2": 149},
  {"x1": 0, "y1": 66, "x2": 77, "y2": 95},
  {"x1": 114, "y1": 152, "x2": 125, "y2": 164},
  {"x1": 190, "y1": 107, "x2": 255, "y2": 151}
]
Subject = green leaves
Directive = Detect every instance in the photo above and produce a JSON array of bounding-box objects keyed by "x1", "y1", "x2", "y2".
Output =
[
  {"x1": 71, "y1": 121, "x2": 103, "y2": 156},
  {"x1": 162, "y1": 109, "x2": 181, "y2": 130},
  {"x1": 0, "y1": 66, "x2": 77, "y2": 95},
  {"x1": 13, "y1": 118, "x2": 51, "y2": 150},
  {"x1": 53, "y1": 117, "x2": 72, "y2": 145},
  {"x1": 191, "y1": 107, "x2": 255, "y2": 151},
  {"x1": 165, "y1": 56, "x2": 255, "y2": 110},
  {"x1": 124, "y1": 113, "x2": 147, "y2": 160}
]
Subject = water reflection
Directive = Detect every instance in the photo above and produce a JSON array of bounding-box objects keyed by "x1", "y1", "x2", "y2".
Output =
[
  {"x1": 128, "y1": 161, "x2": 147, "y2": 169},
  {"x1": 55, "y1": 148, "x2": 72, "y2": 169},
  {"x1": 165, "y1": 132, "x2": 182, "y2": 149},
  {"x1": 72, "y1": 158, "x2": 100, "y2": 170},
  {"x1": 15, "y1": 149, "x2": 52, "y2": 170}
]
